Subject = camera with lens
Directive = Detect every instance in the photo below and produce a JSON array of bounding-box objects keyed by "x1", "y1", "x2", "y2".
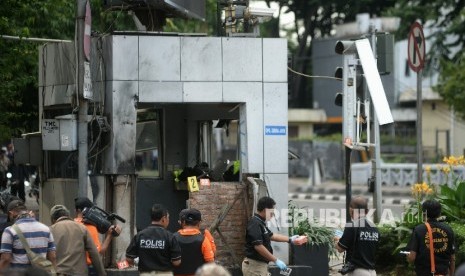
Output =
[
  {"x1": 338, "y1": 262, "x2": 356, "y2": 275},
  {"x1": 82, "y1": 205, "x2": 125, "y2": 236}
]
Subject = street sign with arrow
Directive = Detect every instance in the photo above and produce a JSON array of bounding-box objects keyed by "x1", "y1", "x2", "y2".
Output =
[
  {"x1": 407, "y1": 22, "x2": 425, "y2": 72},
  {"x1": 407, "y1": 21, "x2": 426, "y2": 184}
]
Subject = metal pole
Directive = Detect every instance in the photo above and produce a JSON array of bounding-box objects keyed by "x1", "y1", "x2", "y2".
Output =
[
  {"x1": 373, "y1": 109, "x2": 382, "y2": 222},
  {"x1": 370, "y1": 29, "x2": 382, "y2": 223},
  {"x1": 311, "y1": 142, "x2": 315, "y2": 186},
  {"x1": 76, "y1": 0, "x2": 89, "y2": 197},
  {"x1": 345, "y1": 147, "x2": 352, "y2": 222},
  {"x1": 0, "y1": 35, "x2": 72, "y2": 43},
  {"x1": 446, "y1": 130, "x2": 450, "y2": 157},
  {"x1": 216, "y1": 1, "x2": 222, "y2": 36},
  {"x1": 450, "y1": 107, "x2": 454, "y2": 157},
  {"x1": 417, "y1": 70, "x2": 423, "y2": 183}
]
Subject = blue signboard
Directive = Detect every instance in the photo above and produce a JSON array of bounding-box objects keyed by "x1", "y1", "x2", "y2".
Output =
[{"x1": 265, "y1": 126, "x2": 286, "y2": 136}]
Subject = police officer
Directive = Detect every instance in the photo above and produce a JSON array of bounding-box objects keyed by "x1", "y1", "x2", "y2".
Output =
[
  {"x1": 406, "y1": 199, "x2": 455, "y2": 276},
  {"x1": 336, "y1": 196, "x2": 379, "y2": 276},
  {"x1": 173, "y1": 208, "x2": 214, "y2": 276},
  {"x1": 126, "y1": 204, "x2": 181, "y2": 276},
  {"x1": 242, "y1": 196, "x2": 307, "y2": 276}
]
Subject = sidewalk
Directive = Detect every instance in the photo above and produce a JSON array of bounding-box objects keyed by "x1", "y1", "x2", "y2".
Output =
[{"x1": 289, "y1": 178, "x2": 414, "y2": 205}]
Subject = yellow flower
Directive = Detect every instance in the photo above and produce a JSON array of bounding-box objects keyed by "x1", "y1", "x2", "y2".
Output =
[
  {"x1": 425, "y1": 166, "x2": 431, "y2": 173},
  {"x1": 443, "y1": 156, "x2": 448, "y2": 163},
  {"x1": 459, "y1": 155, "x2": 465, "y2": 165},
  {"x1": 421, "y1": 182, "x2": 429, "y2": 192},
  {"x1": 411, "y1": 185, "x2": 418, "y2": 195},
  {"x1": 441, "y1": 166, "x2": 451, "y2": 174},
  {"x1": 427, "y1": 188, "x2": 433, "y2": 194},
  {"x1": 411, "y1": 183, "x2": 423, "y2": 195}
]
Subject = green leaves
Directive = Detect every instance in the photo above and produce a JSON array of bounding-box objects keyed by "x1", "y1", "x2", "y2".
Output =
[
  {"x1": 0, "y1": 0, "x2": 135, "y2": 142},
  {"x1": 288, "y1": 201, "x2": 338, "y2": 258},
  {"x1": 456, "y1": 182, "x2": 465, "y2": 204},
  {"x1": 450, "y1": 222, "x2": 465, "y2": 265},
  {"x1": 437, "y1": 181, "x2": 465, "y2": 222}
]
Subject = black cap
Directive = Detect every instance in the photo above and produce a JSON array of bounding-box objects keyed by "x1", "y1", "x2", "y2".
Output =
[
  {"x1": 184, "y1": 208, "x2": 201, "y2": 222},
  {"x1": 179, "y1": 209, "x2": 189, "y2": 220},
  {"x1": 74, "y1": 197, "x2": 94, "y2": 210},
  {"x1": 7, "y1": 200, "x2": 26, "y2": 212}
]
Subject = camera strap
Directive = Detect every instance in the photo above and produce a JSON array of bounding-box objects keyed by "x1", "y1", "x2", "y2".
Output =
[{"x1": 425, "y1": 222, "x2": 436, "y2": 275}]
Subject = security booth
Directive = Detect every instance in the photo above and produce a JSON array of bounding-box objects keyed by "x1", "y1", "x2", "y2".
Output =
[{"x1": 37, "y1": 33, "x2": 289, "y2": 268}]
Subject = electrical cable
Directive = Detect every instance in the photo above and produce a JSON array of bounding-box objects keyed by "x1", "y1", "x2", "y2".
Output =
[
  {"x1": 103, "y1": 5, "x2": 125, "y2": 34},
  {"x1": 88, "y1": 144, "x2": 110, "y2": 160},
  {"x1": 288, "y1": 67, "x2": 342, "y2": 80}
]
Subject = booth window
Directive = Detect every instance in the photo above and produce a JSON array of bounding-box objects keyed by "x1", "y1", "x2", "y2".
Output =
[{"x1": 136, "y1": 109, "x2": 162, "y2": 178}]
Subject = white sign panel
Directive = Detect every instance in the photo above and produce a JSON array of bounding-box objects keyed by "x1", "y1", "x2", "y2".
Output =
[
  {"x1": 355, "y1": 39, "x2": 394, "y2": 125},
  {"x1": 84, "y1": 61, "x2": 93, "y2": 99},
  {"x1": 42, "y1": 119, "x2": 60, "y2": 150}
]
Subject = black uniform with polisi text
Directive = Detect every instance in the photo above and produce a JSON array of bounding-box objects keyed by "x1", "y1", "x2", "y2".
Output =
[
  {"x1": 407, "y1": 220, "x2": 455, "y2": 275},
  {"x1": 126, "y1": 224, "x2": 181, "y2": 272},
  {"x1": 337, "y1": 217, "x2": 379, "y2": 269},
  {"x1": 244, "y1": 214, "x2": 273, "y2": 263}
]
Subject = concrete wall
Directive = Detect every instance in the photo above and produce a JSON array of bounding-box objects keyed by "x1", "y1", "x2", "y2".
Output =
[
  {"x1": 102, "y1": 35, "x2": 288, "y2": 176},
  {"x1": 105, "y1": 35, "x2": 290, "y2": 260},
  {"x1": 288, "y1": 141, "x2": 344, "y2": 180},
  {"x1": 422, "y1": 100, "x2": 465, "y2": 157}
]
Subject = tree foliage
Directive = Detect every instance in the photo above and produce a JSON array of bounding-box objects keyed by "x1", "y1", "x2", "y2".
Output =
[
  {"x1": 0, "y1": 0, "x2": 74, "y2": 143},
  {"x1": 387, "y1": 0, "x2": 465, "y2": 118},
  {"x1": 0, "y1": 0, "x2": 131, "y2": 143}
]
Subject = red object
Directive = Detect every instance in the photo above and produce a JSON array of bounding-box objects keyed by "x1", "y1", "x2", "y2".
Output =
[
  {"x1": 84, "y1": 0, "x2": 92, "y2": 61},
  {"x1": 407, "y1": 22, "x2": 426, "y2": 72},
  {"x1": 117, "y1": 260, "x2": 129, "y2": 270},
  {"x1": 200, "y1": 178, "x2": 210, "y2": 186}
]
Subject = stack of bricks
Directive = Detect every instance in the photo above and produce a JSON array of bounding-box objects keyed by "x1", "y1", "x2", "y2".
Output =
[{"x1": 187, "y1": 182, "x2": 252, "y2": 267}]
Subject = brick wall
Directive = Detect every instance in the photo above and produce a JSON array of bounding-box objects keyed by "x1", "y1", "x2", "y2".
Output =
[{"x1": 188, "y1": 182, "x2": 252, "y2": 267}]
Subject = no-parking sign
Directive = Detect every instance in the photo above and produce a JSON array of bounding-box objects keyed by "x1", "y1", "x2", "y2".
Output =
[{"x1": 407, "y1": 22, "x2": 426, "y2": 72}]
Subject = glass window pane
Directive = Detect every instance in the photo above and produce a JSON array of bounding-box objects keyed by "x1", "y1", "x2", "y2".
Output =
[{"x1": 136, "y1": 110, "x2": 161, "y2": 178}]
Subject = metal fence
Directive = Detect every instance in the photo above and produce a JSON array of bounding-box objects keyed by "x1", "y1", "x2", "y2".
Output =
[{"x1": 351, "y1": 162, "x2": 465, "y2": 187}]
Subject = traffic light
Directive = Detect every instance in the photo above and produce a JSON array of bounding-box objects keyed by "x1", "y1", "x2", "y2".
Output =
[
  {"x1": 334, "y1": 38, "x2": 394, "y2": 150},
  {"x1": 334, "y1": 67, "x2": 343, "y2": 106},
  {"x1": 335, "y1": 40, "x2": 357, "y2": 55},
  {"x1": 334, "y1": 41, "x2": 359, "y2": 148},
  {"x1": 376, "y1": 33, "x2": 394, "y2": 75}
]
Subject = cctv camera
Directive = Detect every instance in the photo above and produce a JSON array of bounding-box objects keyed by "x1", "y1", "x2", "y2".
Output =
[{"x1": 245, "y1": 6, "x2": 275, "y2": 19}]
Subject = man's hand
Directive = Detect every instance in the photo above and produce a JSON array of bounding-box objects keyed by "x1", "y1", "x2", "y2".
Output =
[
  {"x1": 108, "y1": 225, "x2": 122, "y2": 236},
  {"x1": 275, "y1": 259, "x2": 287, "y2": 271},
  {"x1": 291, "y1": 235, "x2": 308, "y2": 245},
  {"x1": 406, "y1": 251, "x2": 416, "y2": 263}
]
